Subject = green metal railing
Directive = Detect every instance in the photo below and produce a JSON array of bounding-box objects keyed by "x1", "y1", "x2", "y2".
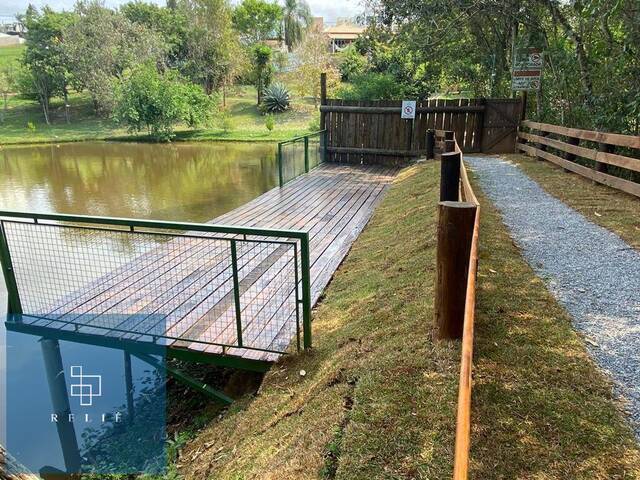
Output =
[
  {"x1": 277, "y1": 129, "x2": 328, "y2": 187},
  {"x1": 0, "y1": 211, "x2": 312, "y2": 356}
]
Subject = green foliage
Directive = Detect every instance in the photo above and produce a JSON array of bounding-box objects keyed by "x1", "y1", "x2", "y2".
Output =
[
  {"x1": 250, "y1": 43, "x2": 273, "y2": 104},
  {"x1": 261, "y1": 82, "x2": 290, "y2": 113},
  {"x1": 338, "y1": 72, "x2": 406, "y2": 100},
  {"x1": 283, "y1": 0, "x2": 310, "y2": 52},
  {"x1": 114, "y1": 63, "x2": 214, "y2": 141},
  {"x1": 26, "y1": 121, "x2": 36, "y2": 131},
  {"x1": 63, "y1": 0, "x2": 165, "y2": 114},
  {"x1": 337, "y1": 45, "x2": 367, "y2": 82},
  {"x1": 307, "y1": 110, "x2": 320, "y2": 131},
  {"x1": 232, "y1": 0, "x2": 283, "y2": 44},
  {"x1": 264, "y1": 112, "x2": 275, "y2": 130}
]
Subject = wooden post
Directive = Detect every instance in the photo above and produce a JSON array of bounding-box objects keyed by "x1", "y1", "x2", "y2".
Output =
[
  {"x1": 565, "y1": 137, "x2": 579, "y2": 173},
  {"x1": 434, "y1": 202, "x2": 477, "y2": 340},
  {"x1": 596, "y1": 142, "x2": 613, "y2": 175},
  {"x1": 319, "y1": 73, "x2": 327, "y2": 130},
  {"x1": 444, "y1": 130, "x2": 455, "y2": 153},
  {"x1": 440, "y1": 151, "x2": 461, "y2": 202},
  {"x1": 535, "y1": 130, "x2": 548, "y2": 161},
  {"x1": 426, "y1": 129, "x2": 435, "y2": 159}
]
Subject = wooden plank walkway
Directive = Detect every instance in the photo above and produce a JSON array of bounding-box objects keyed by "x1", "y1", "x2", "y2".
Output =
[{"x1": 12, "y1": 163, "x2": 397, "y2": 363}]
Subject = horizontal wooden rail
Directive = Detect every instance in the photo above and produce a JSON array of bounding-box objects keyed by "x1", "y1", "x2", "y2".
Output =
[
  {"x1": 433, "y1": 131, "x2": 481, "y2": 479},
  {"x1": 522, "y1": 120, "x2": 640, "y2": 149},
  {"x1": 518, "y1": 121, "x2": 640, "y2": 198},
  {"x1": 326, "y1": 146, "x2": 425, "y2": 157},
  {"x1": 319, "y1": 105, "x2": 485, "y2": 114}
]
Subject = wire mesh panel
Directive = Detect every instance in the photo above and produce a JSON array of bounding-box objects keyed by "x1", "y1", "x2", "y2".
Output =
[
  {"x1": 278, "y1": 130, "x2": 326, "y2": 186},
  {"x1": 0, "y1": 217, "x2": 304, "y2": 358}
]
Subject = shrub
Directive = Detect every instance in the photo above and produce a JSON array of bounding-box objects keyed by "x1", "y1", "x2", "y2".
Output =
[
  {"x1": 338, "y1": 72, "x2": 406, "y2": 101},
  {"x1": 26, "y1": 121, "x2": 36, "y2": 132},
  {"x1": 338, "y1": 45, "x2": 368, "y2": 82},
  {"x1": 219, "y1": 110, "x2": 234, "y2": 132},
  {"x1": 265, "y1": 113, "x2": 275, "y2": 131},
  {"x1": 262, "y1": 83, "x2": 290, "y2": 113},
  {"x1": 114, "y1": 64, "x2": 214, "y2": 141}
]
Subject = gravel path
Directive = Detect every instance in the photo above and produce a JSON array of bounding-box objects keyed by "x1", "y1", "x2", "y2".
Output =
[{"x1": 466, "y1": 156, "x2": 640, "y2": 437}]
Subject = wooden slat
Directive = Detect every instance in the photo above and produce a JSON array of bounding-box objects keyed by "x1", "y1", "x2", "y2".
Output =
[
  {"x1": 518, "y1": 143, "x2": 640, "y2": 198},
  {"x1": 518, "y1": 130, "x2": 640, "y2": 173},
  {"x1": 522, "y1": 120, "x2": 640, "y2": 150}
]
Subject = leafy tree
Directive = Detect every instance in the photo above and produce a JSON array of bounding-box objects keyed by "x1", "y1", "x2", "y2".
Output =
[
  {"x1": 63, "y1": 1, "x2": 165, "y2": 115},
  {"x1": 288, "y1": 24, "x2": 340, "y2": 105},
  {"x1": 114, "y1": 63, "x2": 214, "y2": 141},
  {"x1": 177, "y1": 0, "x2": 241, "y2": 94},
  {"x1": 337, "y1": 44, "x2": 368, "y2": 82},
  {"x1": 20, "y1": 6, "x2": 77, "y2": 124},
  {"x1": 0, "y1": 63, "x2": 17, "y2": 123},
  {"x1": 338, "y1": 72, "x2": 405, "y2": 100},
  {"x1": 121, "y1": 1, "x2": 188, "y2": 66},
  {"x1": 232, "y1": 0, "x2": 283, "y2": 44},
  {"x1": 283, "y1": 0, "x2": 310, "y2": 52},
  {"x1": 251, "y1": 44, "x2": 273, "y2": 104}
]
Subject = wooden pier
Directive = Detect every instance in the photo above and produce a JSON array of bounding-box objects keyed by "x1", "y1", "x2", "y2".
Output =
[{"x1": 1, "y1": 163, "x2": 397, "y2": 368}]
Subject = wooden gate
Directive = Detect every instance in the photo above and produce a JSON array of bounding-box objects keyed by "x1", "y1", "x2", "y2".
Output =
[{"x1": 319, "y1": 97, "x2": 522, "y2": 164}]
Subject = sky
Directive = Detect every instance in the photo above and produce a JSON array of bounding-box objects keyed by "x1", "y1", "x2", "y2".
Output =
[{"x1": 0, "y1": 0, "x2": 364, "y2": 23}]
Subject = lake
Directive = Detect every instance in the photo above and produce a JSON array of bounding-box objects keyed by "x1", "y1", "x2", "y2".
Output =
[
  {"x1": 0, "y1": 141, "x2": 278, "y2": 221},
  {"x1": 0, "y1": 140, "x2": 278, "y2": 473}
]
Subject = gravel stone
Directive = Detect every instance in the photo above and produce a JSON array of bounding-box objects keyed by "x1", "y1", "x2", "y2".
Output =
[{"x1": 466, "y1": 156, "x2": 640, "y2": 437}]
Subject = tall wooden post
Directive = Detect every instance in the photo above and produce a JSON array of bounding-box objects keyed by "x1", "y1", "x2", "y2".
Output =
[
  {"x1": 319, "y1": 73, "x2": 327, "y2": 131},
  {"x1": 440, "y1": 151, "x2": 461, "y2": 202},
  {"x1": 434, "y1": 202, "x2": 477, "y2": 340}
]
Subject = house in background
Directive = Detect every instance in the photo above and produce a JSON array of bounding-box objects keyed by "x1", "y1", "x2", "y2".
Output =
[{"x1": 322, "y1": 19, "x2": 365, "y2": 53}]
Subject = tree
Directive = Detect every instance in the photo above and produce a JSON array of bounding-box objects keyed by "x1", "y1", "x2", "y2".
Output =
[
  {"x1": 114, "y1": 63, "x2": 215, "y2": 141},
  {"x1": 177, "y1": 0, "x2": 241, "y2": 94},
  {"x1": 283, "y1": 0, "x2": 310, "y2": 52},
  {"x1": 251, "y1": 44, "x2": 273, "y2": 104},
  {"x1": 232, "y1": 0, "x2": 283, "y2": 44},
  {"x1": 289, "y1": 25, "x2": 340, "y2": 105},
  {"x1": 337, "y1": 44, "x2": 368, "y2": 82},
  {"x1": 0, "y1": 65, "x2": 15, "y2": 123},
  {"x1": 20, "y1": 6, "x2": 77, "y2": 124},
  {"x1": 63, "y1": 1, "x2": 165, "y2": 115}
]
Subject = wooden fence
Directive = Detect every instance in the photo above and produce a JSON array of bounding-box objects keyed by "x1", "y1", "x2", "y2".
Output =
[
  {"x1": 518, "y1": 120, "x2": 640, "y2": 198},
  {"x1": 431, "y1": 132, "x2": 480, "y2": 479},
  {"x1": 318, "y1": 76, "x2": 523, "y2": 165}
]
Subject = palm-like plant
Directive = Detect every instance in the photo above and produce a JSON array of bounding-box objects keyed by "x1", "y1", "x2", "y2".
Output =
[
  {"x1": 283, "y1": 0, "x2": 311, "y2": 52},
  {"x1": 262, "y1": 83, "x2": 291, "y2": 113}
]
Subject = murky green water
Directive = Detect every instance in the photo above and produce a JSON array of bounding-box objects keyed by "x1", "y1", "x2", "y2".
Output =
[{"x1": 0, "y1": 141, "x2": 278, "y2": 222}]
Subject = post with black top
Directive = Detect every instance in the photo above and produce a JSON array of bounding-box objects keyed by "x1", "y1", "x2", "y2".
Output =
[
  {"x1": 440, "y1": 151, "x2": 461, "y2": 202},
  {"x1": 426, "y1": 129, "x2": 435, "y2": 159}
]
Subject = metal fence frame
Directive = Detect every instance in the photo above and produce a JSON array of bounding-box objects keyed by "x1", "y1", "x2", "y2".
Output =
[
  {"x1": 277, "y1": 129, "x2": 328, "y2": 187},
  {"x1": 0, "y1": 210, "x2": 313, "y2": 354}
]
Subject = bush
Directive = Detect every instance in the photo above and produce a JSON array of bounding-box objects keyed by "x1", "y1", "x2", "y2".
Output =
[
  {"x1": 338, "y1": 72, "x2": 406, "y2": 101},
  {"x1": 265, "y1": 113, "x2": 275, "y2": 131},
  {"x1": 338, "y1": 45, "x2": 367, "y2": 82},
  {"x1": 262, "y1": 83, "x2": 290, "y2": 113},
  {"x1": 218, "y1": 110, "x2": 234, "y2": 132},
  {"x1": 114, "y1": 64, "x2": 214, "y2": 141}
]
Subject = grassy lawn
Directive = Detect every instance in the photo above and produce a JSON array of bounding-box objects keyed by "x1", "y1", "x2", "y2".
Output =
[
  {"x1": 176, "y1": 161, "x2": 639, "y2": 479},
  {"x1": 0, "y1": 44, "x2": 24, "y2": 69},
  {"x1": 505, "y1": 153, "x2": 640, "y2": 250},
  {"x1": 0, "y1": 85, "x2": 315, "y2": 145}
]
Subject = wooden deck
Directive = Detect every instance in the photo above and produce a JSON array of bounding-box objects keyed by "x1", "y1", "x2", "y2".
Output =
[{"x1": 10, "y1": 163, "x2": 397, "y2": 363}]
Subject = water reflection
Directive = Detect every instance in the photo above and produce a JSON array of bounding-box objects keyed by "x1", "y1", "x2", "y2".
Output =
[{"x1": 0, "y1": 141, "x2": 278, "y2": 221}]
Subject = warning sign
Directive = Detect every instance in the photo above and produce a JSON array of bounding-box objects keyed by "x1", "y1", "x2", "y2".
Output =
[
  {"x1": 512, "y1": 47, "x2": 543, "y2": 91},
  {"x1": 401, "y1": 100, "x2": 416, "y2": 119}
]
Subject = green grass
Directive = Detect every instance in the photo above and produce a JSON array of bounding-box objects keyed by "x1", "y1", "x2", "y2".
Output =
[
  {"x1": 0, "y1": 85, "x2": 315, "y2": 145},
  {"x1": 176, "y1": 162, "x2": 640, "y2": 479},
  {"x1": 0, "y1": 44, "x2": 24, "y2": 69}
]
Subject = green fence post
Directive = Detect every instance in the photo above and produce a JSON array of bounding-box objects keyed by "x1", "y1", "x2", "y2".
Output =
[
  {"x1": 230, "y1": 240, "x2": 243, "y2": 348},
  {"x1": 277, "y1": 142, "x2": 284, "y2": 188},
  {"x1": 0, "y1": 222, "x2": 22, "y2": 315},
  {"x1": 304, "y1": 136, "x2": 309, "y2": 173},
  {"x1": 300, "y1": 233, "x2": 312, "y2": 349}
]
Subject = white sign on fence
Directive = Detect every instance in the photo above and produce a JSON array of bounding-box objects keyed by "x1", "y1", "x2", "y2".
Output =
[{"x1": 401, "y1": 100, "x2": 417, "y2": 119}]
